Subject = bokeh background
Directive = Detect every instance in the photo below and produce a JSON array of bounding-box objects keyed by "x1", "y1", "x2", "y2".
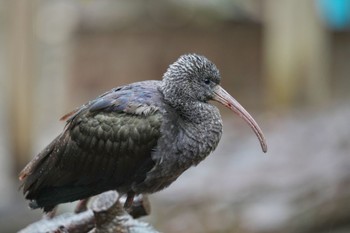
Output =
[{"x1": 1, "y1": 0, "x2": 350, "y2": 232}]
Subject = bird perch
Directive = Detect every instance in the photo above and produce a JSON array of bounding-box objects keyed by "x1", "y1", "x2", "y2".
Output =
[{"x1": 19, "y1": 191, "x2": 159, "y2": 233}]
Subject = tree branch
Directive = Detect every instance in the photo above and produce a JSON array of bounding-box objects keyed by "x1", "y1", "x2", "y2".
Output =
[{"x1": 19, "y1": 191, "x2": 159, "y2": 233}]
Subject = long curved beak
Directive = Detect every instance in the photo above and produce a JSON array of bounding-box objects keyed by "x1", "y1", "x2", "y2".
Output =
[{"x1": 213, "y1": 85, "x2": 268, "y2": 153}]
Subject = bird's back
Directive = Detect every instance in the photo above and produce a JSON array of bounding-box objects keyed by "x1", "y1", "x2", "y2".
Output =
[{"x1": 19, "y1": 81, "x2": 165, "y2": 211}]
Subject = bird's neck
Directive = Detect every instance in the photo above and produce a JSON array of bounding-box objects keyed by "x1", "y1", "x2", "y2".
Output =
[
  {"x1": 168, "y1": 100, "x2": 223, "y2": 157},
  {"x1": 178, "y1": 101, "x2": 208, "y2": 123},
  {"x1": 159, "y1": 82, "x2": 223, "y2": 157},
  {"x1": 159, "y1": 78, "x2": 198, "y2": 115},
  {"x1": 178, "y1": 101, "x2": 223, "y2": 139},
  {"x1": 160, "y1": 86, "x2": 200, "y2": 121},
  {"x1": 143, "y1": 99, "x2": 223, "y2": 193}
]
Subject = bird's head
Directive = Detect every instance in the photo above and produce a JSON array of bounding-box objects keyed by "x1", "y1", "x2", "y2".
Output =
[
  {"x1": 162, "y1": 54, "x2": 221, "y2": 103},
  {"x1": 161, "y1": 53, "x2": 267, "y2": 153}
]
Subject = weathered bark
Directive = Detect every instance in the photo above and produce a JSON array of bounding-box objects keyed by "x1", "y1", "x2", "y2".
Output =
[{"x1": 19, "y1": 192, "x2": 158, "y2": 233}]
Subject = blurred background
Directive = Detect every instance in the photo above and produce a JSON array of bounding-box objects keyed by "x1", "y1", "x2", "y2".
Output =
[{"x1": 1, "y1": 0, "x2": 350, "y2": 232}]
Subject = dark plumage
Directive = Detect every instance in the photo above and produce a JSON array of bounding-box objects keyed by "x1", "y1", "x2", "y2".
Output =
[{"x1": 19, "y1": 54, "x2": 267, "y2": 212}]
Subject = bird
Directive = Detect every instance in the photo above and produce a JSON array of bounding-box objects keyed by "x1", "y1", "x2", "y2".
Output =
[{"x1": 19, "y1": 54, "x2": 267, "y2": 212}]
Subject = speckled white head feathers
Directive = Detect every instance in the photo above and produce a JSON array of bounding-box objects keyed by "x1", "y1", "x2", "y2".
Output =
[
  {"x1": 164, "y1": 54, "x2": 220, "y2": 83},
  {"x1": 161, "y1": 54, "x2": 222, "y2": 104}
]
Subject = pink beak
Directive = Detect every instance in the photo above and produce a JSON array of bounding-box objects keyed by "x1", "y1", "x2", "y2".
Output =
[{"x1": 213, "y1": 86, "x2": 268, "y2": 153}]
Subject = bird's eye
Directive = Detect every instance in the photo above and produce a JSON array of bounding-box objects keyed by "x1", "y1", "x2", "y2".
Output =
[{"x1": 204, "y1": 78, "x2": 211, "y2": 85}]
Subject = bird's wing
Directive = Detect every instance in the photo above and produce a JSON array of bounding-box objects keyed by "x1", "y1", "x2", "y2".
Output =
[{"x1": 19, "y1": 81, "x2": 163, "y2": 209}]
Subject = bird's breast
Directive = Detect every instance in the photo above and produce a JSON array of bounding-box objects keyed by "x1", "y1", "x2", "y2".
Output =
[
  {"x1": 132, "y1": 104, "x2": 223, "y2": 193},
  {"x1": 175, "y1": 106, "x2": 223, "y2": 166}
]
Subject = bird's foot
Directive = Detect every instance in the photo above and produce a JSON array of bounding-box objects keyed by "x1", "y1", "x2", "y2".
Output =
[
  {"x1": 128, "y1": 194, "x2": 151, "y2": 218},
  {"x1": 123, "y1": 191, "x2": 135, "y2": 210},
  {"x1": 74, "y1": 198, "x2": 90, "y2": 213},
  {"x1": 43, "y1": 207, "x2": 57, "y2": 219}
]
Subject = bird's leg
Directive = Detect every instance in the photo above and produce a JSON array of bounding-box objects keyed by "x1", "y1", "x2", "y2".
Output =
[
  {"x1": 43, "y1": 207, "x2": 57, "y2": 219},
  {"x1": 74, "y1": 198, "x2": 90, "y2": 213},
  {"x1": 128, "y1": 194, "x2": 151, "y2": 218},
  {"x1": 123, "y1": 191, "x2": 135, "y2": 209}
]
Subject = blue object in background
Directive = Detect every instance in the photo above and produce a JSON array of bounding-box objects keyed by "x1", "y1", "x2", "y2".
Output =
[{"x1": 317, "y1": 0, "x2": 350, "y2": 30}]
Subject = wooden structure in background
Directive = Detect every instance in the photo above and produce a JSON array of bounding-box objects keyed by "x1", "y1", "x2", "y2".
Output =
[
  {"x1": 9, "y1": 0, "x2": 36, "y2": 173},
  {"x1": 264, "y1": 0, "x2": 331, "y2": 108}
]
